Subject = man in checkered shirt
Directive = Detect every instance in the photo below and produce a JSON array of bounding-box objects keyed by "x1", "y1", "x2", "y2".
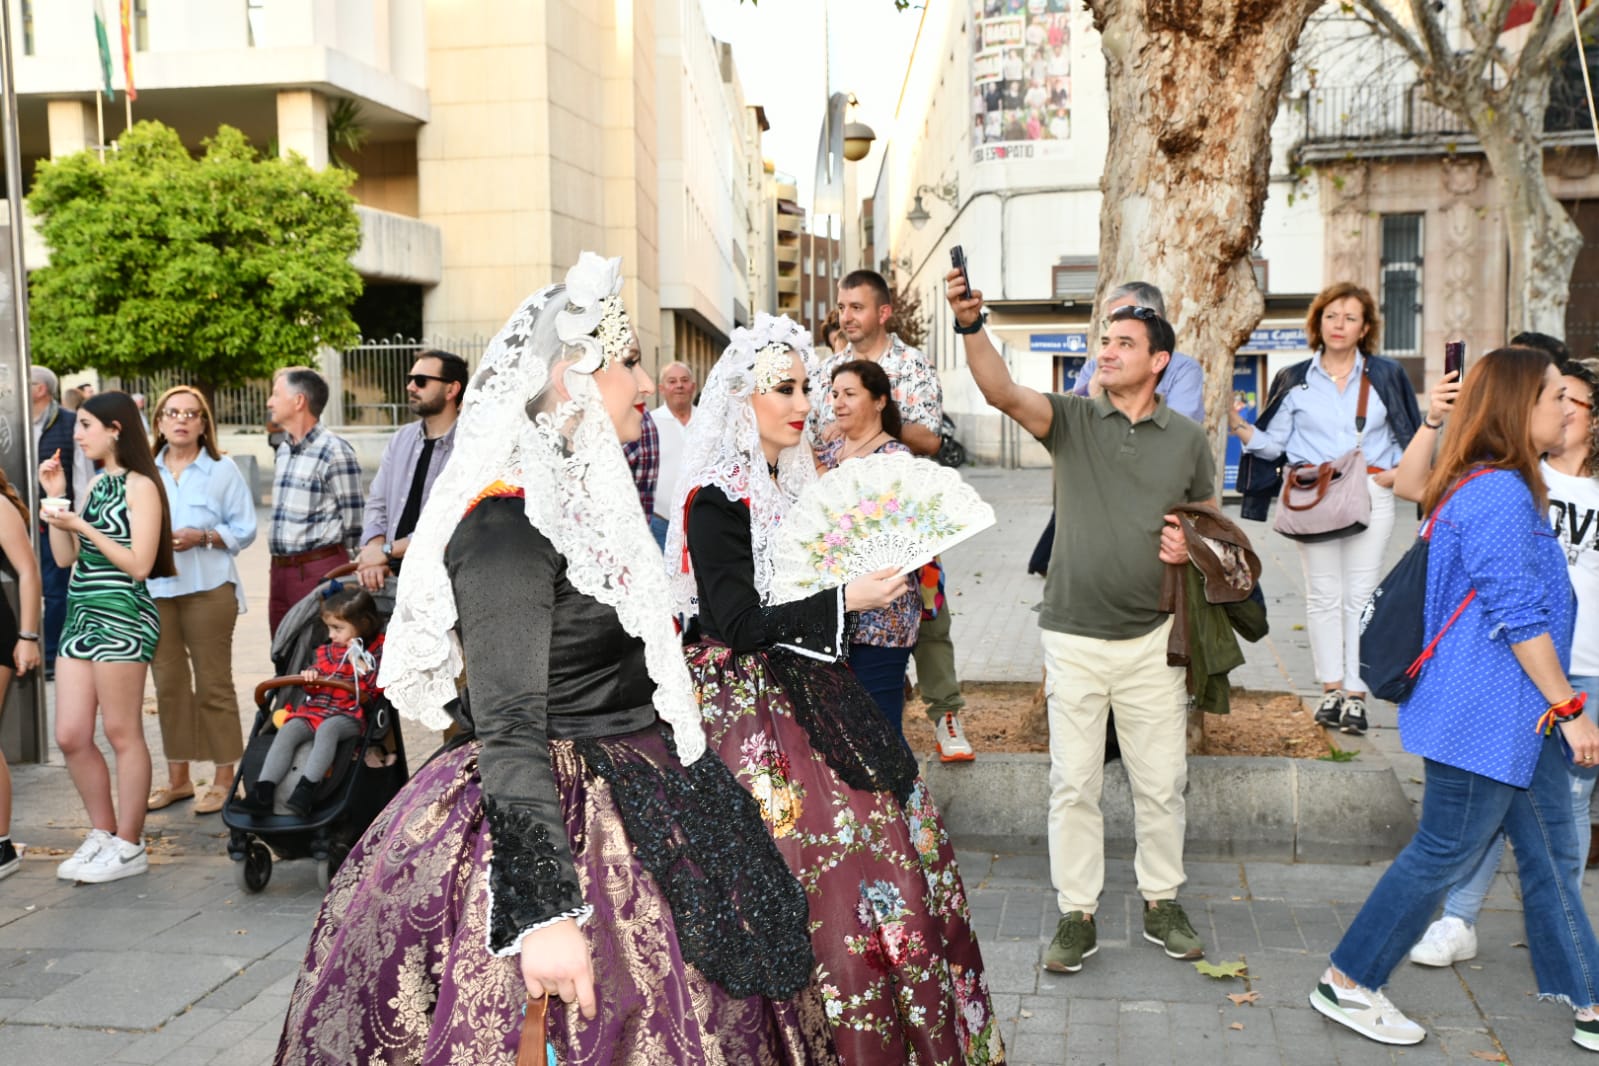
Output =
[{"x1": 265, "y1": 368, "x2": 364, "y2": 636}]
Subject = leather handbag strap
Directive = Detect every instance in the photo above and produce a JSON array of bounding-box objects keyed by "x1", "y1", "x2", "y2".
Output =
[
  {"x1": 1280, "y1": 463, "x2": 1335, "y2": 511},
  {"x1": 517, "y1": 996, "x2": 549, "y2": 1066}
]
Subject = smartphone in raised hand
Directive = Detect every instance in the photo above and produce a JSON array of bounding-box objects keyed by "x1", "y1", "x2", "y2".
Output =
[
  {"x1": 1444, "y1": 339, "x2": 1465, "y2": 378},
  {"x1": 950, "y1": 246, "x2": 971, "y2": 298}
]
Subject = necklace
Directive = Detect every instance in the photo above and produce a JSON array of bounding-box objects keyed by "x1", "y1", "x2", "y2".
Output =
[{"x1": 839, "y1": 430, "x2": 887, "y2": 462}]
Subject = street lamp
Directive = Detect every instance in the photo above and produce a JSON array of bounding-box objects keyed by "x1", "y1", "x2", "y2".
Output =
[
  {"x1": 906, "y1": 180, "x2": 958, "y2": 231},
  {"x1": 843, "y1": 119, "x2": 876, "y2": 162}
]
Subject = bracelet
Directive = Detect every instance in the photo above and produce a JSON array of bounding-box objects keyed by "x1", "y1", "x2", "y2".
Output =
[
  {"x1": 1423, "y1": 418, "x2": 1443, "y2": 430},
  {"x1": 16, "y1": 632, "x2": 38, "y2": 642},
  {"x1": 1537, "y1": 691, "x2": 1589, "y2": 734},
  {"x1": 953, "y1": 312, "x2": 987, "y2": 336}
]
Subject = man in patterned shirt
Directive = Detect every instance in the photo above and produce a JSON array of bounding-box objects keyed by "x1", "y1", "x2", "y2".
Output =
[
  {"x1": 265, "y1": 368, "x2": 364, "y2": 636},
  {"x1": 816, "y1": 269, "x2": 976, "y2": 763}
]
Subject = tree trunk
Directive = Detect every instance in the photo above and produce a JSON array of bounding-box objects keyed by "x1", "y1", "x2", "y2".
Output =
[
  {"x1": 1086, "y1": 0, "x2": 1322, "y2": 466},
  {"x1": 1472, "y1": 69, "x2": 1584, "y2": 337}
]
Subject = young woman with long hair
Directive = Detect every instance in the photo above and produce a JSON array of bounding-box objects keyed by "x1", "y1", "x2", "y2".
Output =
[
  {"x1": 0, "y1": 466, "x2": 42, "y2": 881},
  {"x1": 41, "y1": 390, "x2": 175, "y2": 884},
  {"x1": 1309, "y1": 348, "x2": 1599, "y2": 1052}
]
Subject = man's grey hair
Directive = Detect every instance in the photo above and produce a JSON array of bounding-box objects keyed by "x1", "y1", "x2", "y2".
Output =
[
  {"x1": 659, "y1": 361, "x2": 693, "y2": 381},
  {"x1": 1107, "y1": 281, "x2": 1167, "y2": 319},
  {"x1": 29, "y1": 366, "x2": 58, "y2": 399}
]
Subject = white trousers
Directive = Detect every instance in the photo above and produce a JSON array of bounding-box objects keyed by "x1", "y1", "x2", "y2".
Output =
[
  {"x1": 1041, "y1": 619, "x2": 1189, "y2": 915},
  {"x1": 1296, "y1": 475, "x2": 1396, "y2": 693}
]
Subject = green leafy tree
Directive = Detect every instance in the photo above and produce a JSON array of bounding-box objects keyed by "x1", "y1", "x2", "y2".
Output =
[{"x1": 27, "y1": 121, "x2": 363, "y2": 392}]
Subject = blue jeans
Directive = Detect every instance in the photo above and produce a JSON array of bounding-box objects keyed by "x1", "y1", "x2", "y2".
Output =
[
  {"x1": 849, "y1": 643, "x2": 913, "y2": 735},
  {"x1": 1443, "y1": 675, "x2": 1599, "y2": 923},
  {"x1": 1330, "y1": 734, "x2": 1599, "y2": 1004},
  {"x1": 649, "y1": 513, "x2": 669, "y2": 551}
]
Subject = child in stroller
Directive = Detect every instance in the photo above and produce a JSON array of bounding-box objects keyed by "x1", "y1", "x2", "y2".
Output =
[{"x1": 245, "y1": 588, "x2": 384, "y2": 816}]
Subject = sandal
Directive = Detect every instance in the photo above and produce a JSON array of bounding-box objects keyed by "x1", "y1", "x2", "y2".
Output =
[
  {"x1": 147, "y1": 784, "x2": 196, "y2": 811},
  {"x1": 193, "y1": 787, "x2": 228, "y2": 816}
]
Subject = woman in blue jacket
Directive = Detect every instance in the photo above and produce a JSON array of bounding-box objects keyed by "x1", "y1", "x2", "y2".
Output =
[
  {"x1": 1307, "y1": 347, "x2": 1599, "y2": 1052},
  {"x1": 1230, "y1": 283, "x2": 1421, "y2": 735}
]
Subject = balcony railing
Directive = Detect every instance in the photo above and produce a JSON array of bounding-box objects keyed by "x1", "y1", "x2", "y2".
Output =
[{"x1": 1301, "y1": 81, "x2": 1598, "y2": 146}]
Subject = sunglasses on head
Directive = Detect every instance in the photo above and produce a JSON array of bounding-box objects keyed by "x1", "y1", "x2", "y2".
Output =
[{"x1": 1108, "y1": 305, "x2": 1160, "y2": 323}]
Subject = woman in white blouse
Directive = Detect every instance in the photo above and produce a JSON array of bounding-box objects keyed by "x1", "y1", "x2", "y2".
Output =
[{"x1": 145, "y1": 386, "x2": 257, "y2": 816}]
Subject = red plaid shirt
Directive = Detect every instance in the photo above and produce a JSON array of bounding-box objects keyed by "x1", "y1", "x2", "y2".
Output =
[
  {"x1": 623, "y1": 412, "x2": 660, "y2": 518},
  {"x1": 284, "y1": 635, "x2": 385, "y2": 728}
]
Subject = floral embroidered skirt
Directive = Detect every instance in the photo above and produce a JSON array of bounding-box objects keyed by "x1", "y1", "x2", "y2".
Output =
[
  {"x1": 686, "y1": 643, "x2": 1006, "y2": 1065},
  {"x1": 274, "y1": 730, "x2": 836, "y2": 1066}
]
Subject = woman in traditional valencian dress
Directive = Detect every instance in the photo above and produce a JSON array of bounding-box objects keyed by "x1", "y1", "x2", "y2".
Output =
[
  {"x1": 276, "y1": 256, "x2": 834, "y2": 1066},
  {"x1": 664, "y1": 313, "x2": 1005, "y2": 1065}
]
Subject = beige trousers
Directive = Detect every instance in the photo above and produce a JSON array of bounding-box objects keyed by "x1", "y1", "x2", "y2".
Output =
[
  {"x1": 152, "y1": 584, "x2": 244, "y2": 765},
  {"x1": 1041, "y1": 618, "x2": 1188, "y2": 915}
]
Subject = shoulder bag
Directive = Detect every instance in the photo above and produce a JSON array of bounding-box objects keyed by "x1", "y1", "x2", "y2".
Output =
[{"x1": 1273, "y1": 371, "x2": 1373, "y2": 542}]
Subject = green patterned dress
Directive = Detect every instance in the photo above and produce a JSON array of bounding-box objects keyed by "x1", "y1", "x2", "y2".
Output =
[{"x1": 59, "y1": 473, "x2": 160, "y2": 663}]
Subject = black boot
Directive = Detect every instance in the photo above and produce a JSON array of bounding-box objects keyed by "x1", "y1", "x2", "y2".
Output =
[
  {"x1": 285, "y1": 777, "x2": 319, "y2": 817},
  {"x1": 242, "y1": 778, "x2": 275, "y2": 812}
]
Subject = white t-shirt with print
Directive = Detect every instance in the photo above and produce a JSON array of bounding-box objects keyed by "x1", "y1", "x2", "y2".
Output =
[{"x1": 1545, "y1": 461, "x2": 1599, "y2": 676}]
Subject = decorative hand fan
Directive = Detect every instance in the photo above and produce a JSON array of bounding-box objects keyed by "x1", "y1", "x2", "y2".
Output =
[{"x1": 769, "y1": 452, "x2": 995, "y2": 604}]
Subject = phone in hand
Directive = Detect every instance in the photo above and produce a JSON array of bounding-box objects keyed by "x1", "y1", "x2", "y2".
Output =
[
  {"x1": 950, "y1": 246, "x2": 971, "y2": 298},
  {"x1": 1444, "y1": 339, "x2": 1465, "y2": 378}
]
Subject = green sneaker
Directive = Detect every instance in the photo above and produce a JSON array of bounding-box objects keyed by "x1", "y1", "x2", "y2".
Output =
[
  {"x1": 1043, "y1": 911, "x2": 1097, "y2": 973},
  {"x1": 1144, "y1": 899, "x2": 1204, "y2": 959}
]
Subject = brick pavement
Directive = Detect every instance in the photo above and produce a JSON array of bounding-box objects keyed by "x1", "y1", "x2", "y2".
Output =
[{"x1": 1, "y1": 486, "x2": 1588, "y2": 1066}]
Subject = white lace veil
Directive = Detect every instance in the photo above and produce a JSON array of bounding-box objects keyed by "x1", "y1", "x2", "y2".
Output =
[
  {"x1": 664, "y1": 313, "x2": 818, "y2": 618},
  {"x1": 379, "y1": 253, "x2": 707, "y2": 765}
]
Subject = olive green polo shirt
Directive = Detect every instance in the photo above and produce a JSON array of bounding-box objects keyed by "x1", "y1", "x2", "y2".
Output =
[{"x1": 1038, "y1": 391, "x2": 1215, "y2": 640}]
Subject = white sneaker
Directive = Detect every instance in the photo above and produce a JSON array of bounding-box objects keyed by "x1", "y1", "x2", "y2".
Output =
[
  {"x1": 73, "y1": 837, "x2": 148, "y2": 883},
  {"x1": 937, "y1": 713, "x2": 975, "y2": 763},
  {"x1": 1310, "y1": 969, "x2": 1426, "y2": 1046},
  {"x1": 1408, "y1": 916, "x2": 1478, "y2": 967},
  {"x1": 56, "y1": 828, "x2": 113, "y2": 880}
]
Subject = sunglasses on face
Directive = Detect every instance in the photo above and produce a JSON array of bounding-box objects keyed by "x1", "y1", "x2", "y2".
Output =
[
  {"x1": 408, "y1": 374, "x2": 448, "y2": 388},
  {"x1": 161, "y1": 408, "x2": 203, "y2": 422}
]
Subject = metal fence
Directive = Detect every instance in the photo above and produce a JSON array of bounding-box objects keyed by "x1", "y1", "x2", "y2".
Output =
[
  {"x1": 107, "y1": 336, "x2": 490, "y2": 429},
  {"x1": 1302, "y1": 82, "x2": 1597, "y2": 145}
]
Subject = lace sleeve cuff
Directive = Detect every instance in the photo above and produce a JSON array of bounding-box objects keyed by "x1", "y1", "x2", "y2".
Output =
[
  {"x1": 483, "y1": 795, "x2": 586, "y2": 956},
  {"x1": 774, "y1": 587, "x2": 847, "y2": 662},
  {"x1": 486, "y1": 903, "x2": 595, "y2": 959}
]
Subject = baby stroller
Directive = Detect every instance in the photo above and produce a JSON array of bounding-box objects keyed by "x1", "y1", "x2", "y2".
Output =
[{"x1": 222, "y1": 565, "x2": 410, "y2": 892}]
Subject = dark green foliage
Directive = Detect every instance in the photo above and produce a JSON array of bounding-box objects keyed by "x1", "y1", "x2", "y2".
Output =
[{"x1": 27, "y1": 121, "x2": 363, "y2": 389}]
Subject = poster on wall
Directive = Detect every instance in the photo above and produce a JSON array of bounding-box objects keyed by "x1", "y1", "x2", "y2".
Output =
[{"x1": 971, "y1": 0, "x2": 1072, "y2": 163}]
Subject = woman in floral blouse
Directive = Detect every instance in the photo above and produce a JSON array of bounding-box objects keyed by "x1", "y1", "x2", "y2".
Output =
[{"x1": 816, "y1": 360, "x2": 923, "y2": 731}]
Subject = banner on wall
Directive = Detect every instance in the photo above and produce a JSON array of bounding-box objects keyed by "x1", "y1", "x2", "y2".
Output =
[{"x1": 971, "y1": 0, "x2": 1073, "y2": 163}]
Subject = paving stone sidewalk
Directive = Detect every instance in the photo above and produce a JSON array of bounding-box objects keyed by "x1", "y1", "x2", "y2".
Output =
[{"x1": 1, "y1": 483, "x2": 1587, "y2": 1065}]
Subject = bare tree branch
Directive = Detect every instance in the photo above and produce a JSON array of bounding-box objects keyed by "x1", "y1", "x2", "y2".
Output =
[
  {"x1": 1535, "y1": 0, "x2": 1599, "y2": 75},
  {"x1": 1353, "y1": 0, "x2": 1432, "y2": 72}
]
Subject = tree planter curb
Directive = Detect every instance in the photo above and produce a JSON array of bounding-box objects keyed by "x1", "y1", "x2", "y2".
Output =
[{"x1": 921, "y1": 751, "x2": 1415, "y2": 864}]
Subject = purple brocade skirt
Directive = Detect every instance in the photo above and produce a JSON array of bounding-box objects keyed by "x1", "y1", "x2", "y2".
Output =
[
  {"x1": 274, "y1": 731, "x2": 836, "y2": 1066},
  {"x1": 686, "y1": 644, "x2": 1007, "y2": 1065}
]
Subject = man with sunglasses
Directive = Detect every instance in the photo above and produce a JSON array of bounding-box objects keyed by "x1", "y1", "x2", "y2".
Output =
[
  {"x1": 947, "y1": 271, "x2": 1216, "y2": 976},
  {"x1": 355, "y1": 350, "x2": 469, "y2": 592}
]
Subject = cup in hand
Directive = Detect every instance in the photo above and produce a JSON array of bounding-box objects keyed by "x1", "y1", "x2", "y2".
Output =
[{"x1": 40, "y1": 497, "x2": 70, "y2": 517}]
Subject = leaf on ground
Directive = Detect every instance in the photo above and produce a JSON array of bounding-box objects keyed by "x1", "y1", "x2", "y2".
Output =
[
  {"x1": 1510, "y1": 941, "x2": 1527, "y2": 948},
  {"x1": 1226, "y1": 991, "x2": 1260, "y2": 1006},
  {"x1": 1229, "y1": 1022, "x2": 1245, "y2": 1030},
  {"x1": 1469, "y1": 1052, "x2": 1507, "y2": 1062},
  {"x1": 1194, "y1": 959, "x2": 1248, "y2": 978}
]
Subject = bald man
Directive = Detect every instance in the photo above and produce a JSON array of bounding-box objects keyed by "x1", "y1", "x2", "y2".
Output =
[{"x1": 648, "y1": 361, "x2": 697, "y2": 548}]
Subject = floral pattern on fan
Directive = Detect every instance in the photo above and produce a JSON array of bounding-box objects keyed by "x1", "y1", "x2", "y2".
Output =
[{"x1": 770, "y1": 453, "x2": 995, "y2": 604}]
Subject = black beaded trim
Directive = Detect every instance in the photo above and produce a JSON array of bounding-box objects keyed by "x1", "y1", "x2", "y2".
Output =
[
  {"x1": 763, "y1": 648, "x2": 918, "y2": 804},
  {"x1": 483, "y1": 795, "x2": 586, "y2": 955},
  {"x1": 576, "y1": 728, "x2": 816, "y2": 1000}
]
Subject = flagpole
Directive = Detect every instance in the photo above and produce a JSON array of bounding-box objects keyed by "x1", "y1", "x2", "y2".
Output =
[
  {"x1": 124, "y1": 91, "x2": 131, "y2": 130},
  {"x1": 95, "y1": 90, "x2": 105, "y2": 162}
]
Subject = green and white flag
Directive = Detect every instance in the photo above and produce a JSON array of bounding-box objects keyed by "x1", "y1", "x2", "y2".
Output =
[{"x1": 93, "y1": 1, "x2": 115, "y2": 101}]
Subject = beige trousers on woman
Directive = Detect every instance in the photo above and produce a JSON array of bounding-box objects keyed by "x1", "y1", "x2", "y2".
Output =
[{"x1": 152, "y1": 583, "x2": 244, "y2": 764}]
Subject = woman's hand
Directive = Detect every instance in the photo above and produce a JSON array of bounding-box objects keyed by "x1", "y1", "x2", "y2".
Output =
[
  {"x1": 12, "y1": 639, "x2": 39, "y2": 677},
  {"x1": 519, "y1": 918, "x2": 597, "y2": 1020},
  {"x1": 844, "y1": 567, "x2": 910, "y2": 612},
  {"x1": 171, "y1": 527, "x2": 206, "y2": 553},
  {"x1": 1372, "y1": 469, "x2": 1397, "y2": 489},
  {"x1": 40, "y1": 507, "x2": 85, "y2": 536},
  {"x1": 38, "y1": 449, "x2": 66, "y2": 499},
  {"x1": 1428, "y1": 370, "x2": 1461, "y2": 425},
  {"x1": 1227, "y1": 396, "x2": 1252, "y2": 439},
  {"x1": 1561, "y1": 713, "x2": 1599, "y2": 767}
]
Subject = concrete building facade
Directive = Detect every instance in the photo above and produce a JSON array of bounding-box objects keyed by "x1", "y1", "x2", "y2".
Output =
[{"x1": 15, "y1": 0, "x2": 776, "y2": 372}]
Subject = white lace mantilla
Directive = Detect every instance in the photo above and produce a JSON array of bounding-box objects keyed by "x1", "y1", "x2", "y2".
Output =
[
  {"x1": 664, "y1": 313, "x2": 819, "y2": 617},
  {"x1": 379, "y1": 254, "x2": 708, "y2": 765}
]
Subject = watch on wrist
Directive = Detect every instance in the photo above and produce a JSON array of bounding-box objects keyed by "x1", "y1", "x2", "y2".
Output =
[
  {"x1": 17, "y1": 632, "x2": 38, "y2": 642},
  {"x1": 953, "y1": 312, "x2": 988, "y2": 336},
  {"x1": 382, "y1": 540, "x2": 394, "y2": 562}
]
